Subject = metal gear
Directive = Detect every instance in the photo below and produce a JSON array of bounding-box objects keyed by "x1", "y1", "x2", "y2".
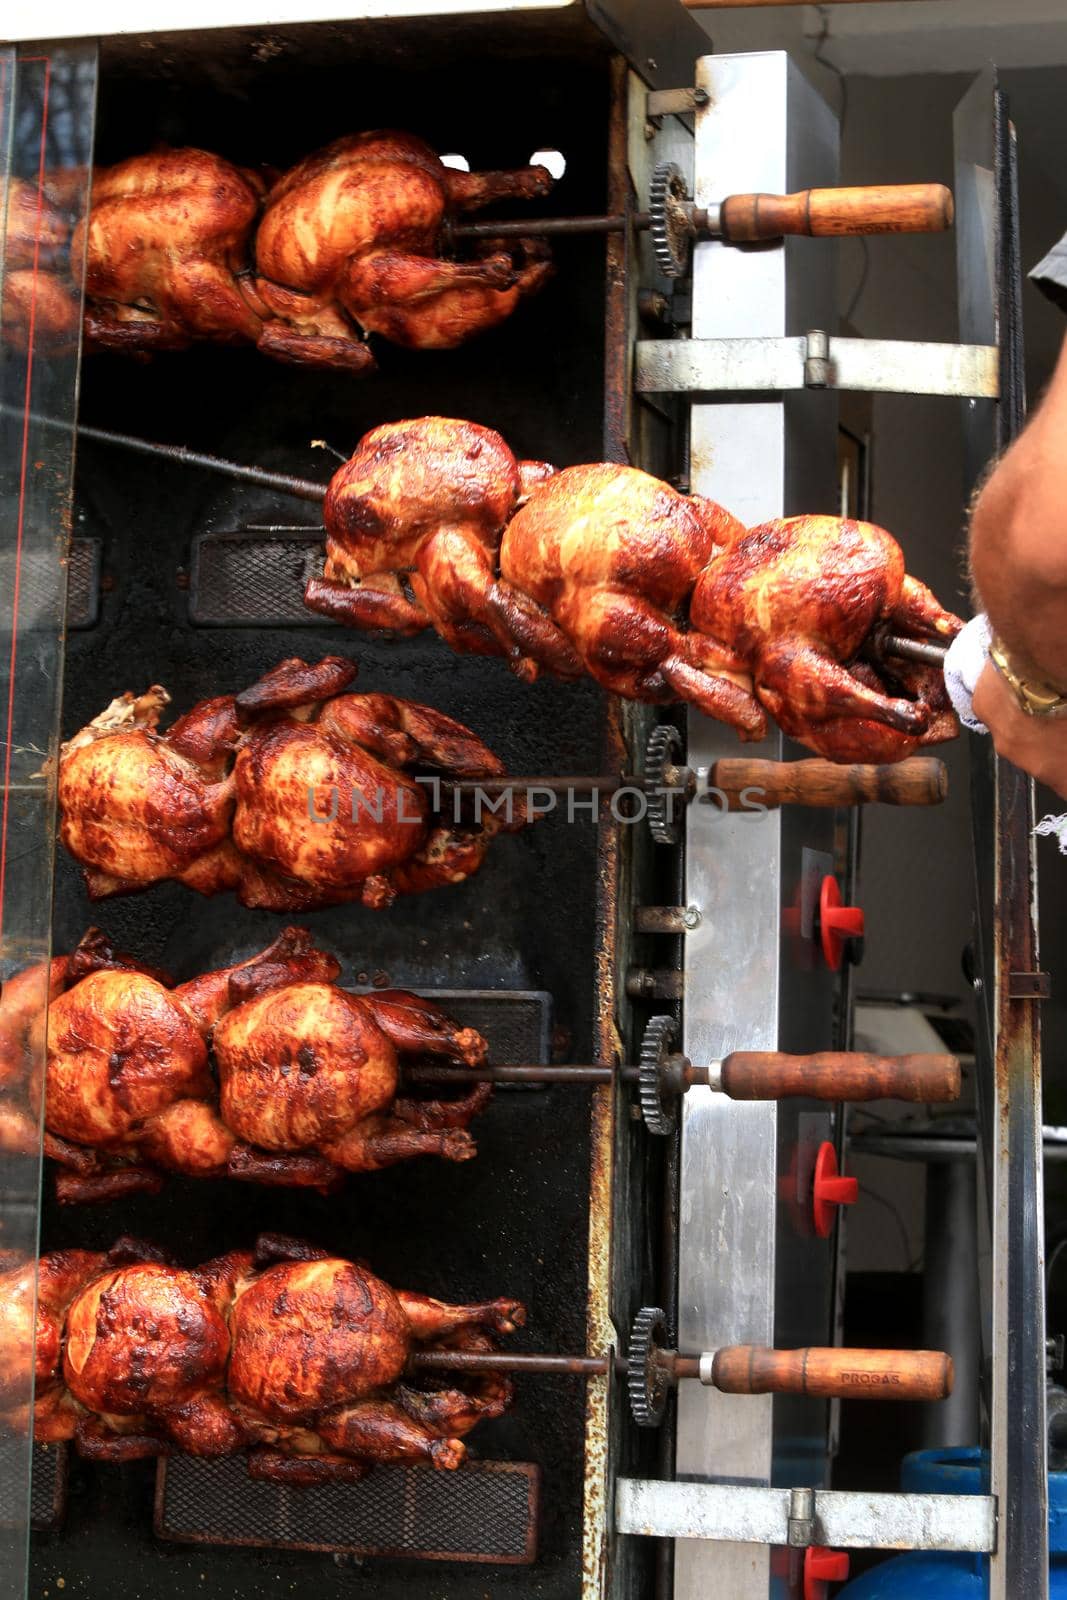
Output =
[
  {"x1": 627, "y1": 1305, "x2": 671, "y2": 1428},
  {"x1": 644, "y1": 723, "x2": 684, "y2": 846},
  {"x1": 638, "y1": 1014, "x2": 678, "y2": 1136},
  {"x1": 648, "y1": 160, "x2": 692, "y2": 280}
]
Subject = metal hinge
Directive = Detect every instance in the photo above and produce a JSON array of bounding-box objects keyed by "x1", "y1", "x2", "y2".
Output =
[
  {"x1": 635, "y1": 331, "x2": 1000, "y2": 399},
  {"x1": 1008, "y1": 970, "x2": 1052, "y2": 1000}
]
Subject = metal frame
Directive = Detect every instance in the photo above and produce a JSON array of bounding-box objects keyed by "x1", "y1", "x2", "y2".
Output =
[
  {"x1": 1, "y1": 0, "x2": 711, "y2": 91},
  {"x1": 612, "y1": 55, "x2": 1049, "y2": 1585},
  {"x1": 955, "y1": 69, "x2": 1048, "y2": 1600},
  {"x1": 672, "y1": 52, "x2": 840, "y2": 1600}
]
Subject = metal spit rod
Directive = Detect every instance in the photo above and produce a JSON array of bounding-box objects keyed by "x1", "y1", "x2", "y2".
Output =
[
  {"x1": 409, "y1": 1342, "x2": 953, "y2": 1402},
  {"x1": 402, "y1": 1051, "x2": 961, "y2": 1100},
  {"x1": 67, "y1": 418, "x2": 947, "y2": 667}
]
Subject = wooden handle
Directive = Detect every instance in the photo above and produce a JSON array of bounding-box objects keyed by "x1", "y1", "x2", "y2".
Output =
[
  {"x1": 710, "y1": 757, "x2": 947, "y2": 811},
  {"x1": 719, "y1": 1051, "x2": 961, "y2": 1104},
  {"x1": 711, "y1": 1346, "x2": 953, "y2": 1402},
  {"x1": 719, "y1": 184, "x2": 954, "y2": 242}
]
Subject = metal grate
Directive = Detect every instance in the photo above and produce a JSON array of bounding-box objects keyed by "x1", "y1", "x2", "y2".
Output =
[
  {"x1": 189, "y1": 529, "x2": 324, "y2": 626},
  {"x1": 0, "y1": 538, "x2": 100, "y2": 631},
  {"x1": 362, "y1": 989, "x2": 552, "y2": 1085},
  {"x1": 154, "y1": 1457, "x2": 540, "y2": 1563},
  {"x1": 0, "y1": 1440, "x2": 68, "y2": 1533}
]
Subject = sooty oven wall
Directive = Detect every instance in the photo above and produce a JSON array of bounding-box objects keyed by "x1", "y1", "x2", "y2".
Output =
[{"x1": 34, "y1": 30, "x2": 614, "y2": 1600}]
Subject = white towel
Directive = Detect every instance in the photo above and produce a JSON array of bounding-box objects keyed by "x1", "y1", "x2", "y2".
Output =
[
  {"x1": 943, "y1": 611, "x2": 1067, "y2": 851},
  {"x1": 943, "y1": 613, "x2": 992, "y2": 733}
]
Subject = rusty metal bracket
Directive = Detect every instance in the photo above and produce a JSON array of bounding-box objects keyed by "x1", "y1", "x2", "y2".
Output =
[
  {"x1": 626, "y1": 968, "x2": 685, "y2": 1000},
  {"x1": 634, "y1": 905, "x2": 701, "y2": 935},
  {"x1": 1008, "y1": 971, "x2": 1051, "y2": 1000}
]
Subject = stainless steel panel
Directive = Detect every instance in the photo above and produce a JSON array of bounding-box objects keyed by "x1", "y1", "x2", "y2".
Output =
[
  {"x1": 635, "y1": 335, "x2": 999, "y2": 398},
  {"x1": 615, "y1": 1480, "x2": 997, "y2": 1553},
  {"x1": 675, "y1": 51, "x2": 839, "y2": 1600}
]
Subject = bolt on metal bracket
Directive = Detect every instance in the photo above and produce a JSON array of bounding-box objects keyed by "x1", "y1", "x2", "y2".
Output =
[
  {"x1": 787, "y1": 1487, "x2": 816, "y2": 1547},
  {"x1": 635, "y1": 331, "x2": 1000, "y2": 399},
  {"x1": 634, "y1": 905, "x2": 702, "y2": 935},
  {"x1": 646, "y1": 86, "x2": 710, "y2": 118}
]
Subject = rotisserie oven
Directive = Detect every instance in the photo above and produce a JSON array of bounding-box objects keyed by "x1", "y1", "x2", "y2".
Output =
[{"x1": 0, "y1": 5, "x2": 1039, "y2": 1598}]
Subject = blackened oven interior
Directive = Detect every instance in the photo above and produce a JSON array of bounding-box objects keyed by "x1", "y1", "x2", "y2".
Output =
[{"x1": 34, "y1": 28, "x2": 618, "y2": 1600}]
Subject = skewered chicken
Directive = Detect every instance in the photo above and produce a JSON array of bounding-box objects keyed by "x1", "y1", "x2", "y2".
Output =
[
  {"x1": 57, "y1": 656, "x2": 524, "y2": 909},
  {"x1": 2, "y1": 175, "x2": 81, "y2": 354},
  {"x1": 253, "y1": 132, "x2": 554, "y2": 366},
  {"x1": 0, "y1": 1233, "x2": 522, "y2": 1479},
  {"x1": 63, "y1": 135, "x2": 552, "y2": 368},
  {"x1": 689, "y1": 515, "x2": 962, "y2": 762},
  {"x1": 72, "y1": 149, "x2": 269, "y2": 357},
  {"x1": 303, "y1": 417, "x2": 756, "y2": 728},
  {"x1": 0, "y1": 927, "x2": 491, "y2": 1204},
  {"x1": 304, "y1": 415, "x2": 575, "y2": 671},
  {"x1": 497, "y1": 462, "x2": 764, "y2": 731},
  {"x1": 303, "y1": 415, "x2": 961, "y2": 758}
]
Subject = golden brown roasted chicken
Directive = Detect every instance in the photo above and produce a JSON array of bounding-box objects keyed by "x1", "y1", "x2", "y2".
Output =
[
  {"x1": 2, "y1": 175, "x2": 82, "y2": 354},
  {"x1": 0, "y1": 1233, "x2": 521, "y2": 1479},
  {"x1": 305, "y1": 415, "x2": 573, "y2": 671},
  {"x1": 303, "y1": 415, "x2": 961, "y2": 759},
  {"x1": 253, "y1": 132, "x2": 554, "y2": 367},
  {"x1": 689, "y1": 515, "x2": 962, "y2": 762},
  {"x1": 57, "y1": 656, "x2": 524, "y2": 909},
  {"x1": 72, "y1": 148, "x2": 269, "y2": 356},
  {"x1": 0, "y1": 928, "x2": 490, "y2": 1204},
  {"x1": 66, "y1": 134, "x2": 552, "y2": 368}
]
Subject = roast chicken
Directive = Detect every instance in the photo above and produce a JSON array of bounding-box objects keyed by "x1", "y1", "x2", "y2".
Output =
[
  {"x1": 64, "y1": 134, "x2": 552, "y2": 369},
  {"x1": 689, "y1": 515, "x2": 962, "y2": 762},
  {"x1": 0, "y1": 927, "x2": 490, "y2": 1204},
  {"x1": 57, "y1": 655, "x2": 524, "y2": 909},
  {"x1": 2, "y1": 175, "x2": 82, "y2": 354},
  {"x1": 0, "y1": 1233, "x2": 522, "y2": 1479},
  {"x1": 253, "y1": 131, "x2": 554, "y2": 366},
  {"x1": 303, "y1": 415, "x2": 962, "y2": 760},
  {"x1": 73, "y1": 148, "x2": 269, "y2": 357}
]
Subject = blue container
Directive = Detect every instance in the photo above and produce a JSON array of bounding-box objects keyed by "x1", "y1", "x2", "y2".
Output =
[{"x1": 836, "y1": 1447, "x2": 1067, "y2": 1597}]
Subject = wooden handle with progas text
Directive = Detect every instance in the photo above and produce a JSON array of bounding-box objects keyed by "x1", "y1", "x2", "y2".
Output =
[
  {"x1": 718, "y1": 183, "x2": 954, "y2": 242},
  {"x1": 709, "y1": 757, "x2": 947, "y2": 811},
  {"x1": 710, "y1": 1345, "x2": 954, "y2": 1402},
  {"x1": 719, "y1": 1051, "x2": 961, "y2": 1104}
]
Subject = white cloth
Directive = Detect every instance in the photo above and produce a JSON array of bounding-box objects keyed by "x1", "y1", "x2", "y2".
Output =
[
  {"x1": 943, "y1": 611, "x2": 1067, "y2": 851},
  {"x1": 943, "y1": 613, "x2": 993, "y2": 733}
]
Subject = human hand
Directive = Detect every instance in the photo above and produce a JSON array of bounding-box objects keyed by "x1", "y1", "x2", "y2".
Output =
[{"x1": 971, "y1": 659, "x2": 1067, "y2": 799}]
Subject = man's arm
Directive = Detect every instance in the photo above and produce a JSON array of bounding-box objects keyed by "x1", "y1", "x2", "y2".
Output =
[
  {"x1": 970, "y1": 334, "x2": 1067, "y2": 684},
  {"x1": 969, "y1": 333, "x2": 1067, "y2": 799}
]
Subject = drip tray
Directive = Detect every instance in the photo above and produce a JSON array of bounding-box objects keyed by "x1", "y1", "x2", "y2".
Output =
[
  {"x1": 189, "y1": 529, "x2": 324, "y2": 626},
  {"x1": 154, "y1": 1457, "x2": 540, "y2": 1563}
]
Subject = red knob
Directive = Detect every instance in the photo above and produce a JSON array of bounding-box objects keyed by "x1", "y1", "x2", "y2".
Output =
[
  {"x1": 812, "y1": 1141, "x2": 858, "y2": 1238},
  {"x1": 804, "y1": 1545, "x2": 851, "y2": 1600},
  {"x1": 819, "y1": 875, "x2": 865, "y2": 970}
]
